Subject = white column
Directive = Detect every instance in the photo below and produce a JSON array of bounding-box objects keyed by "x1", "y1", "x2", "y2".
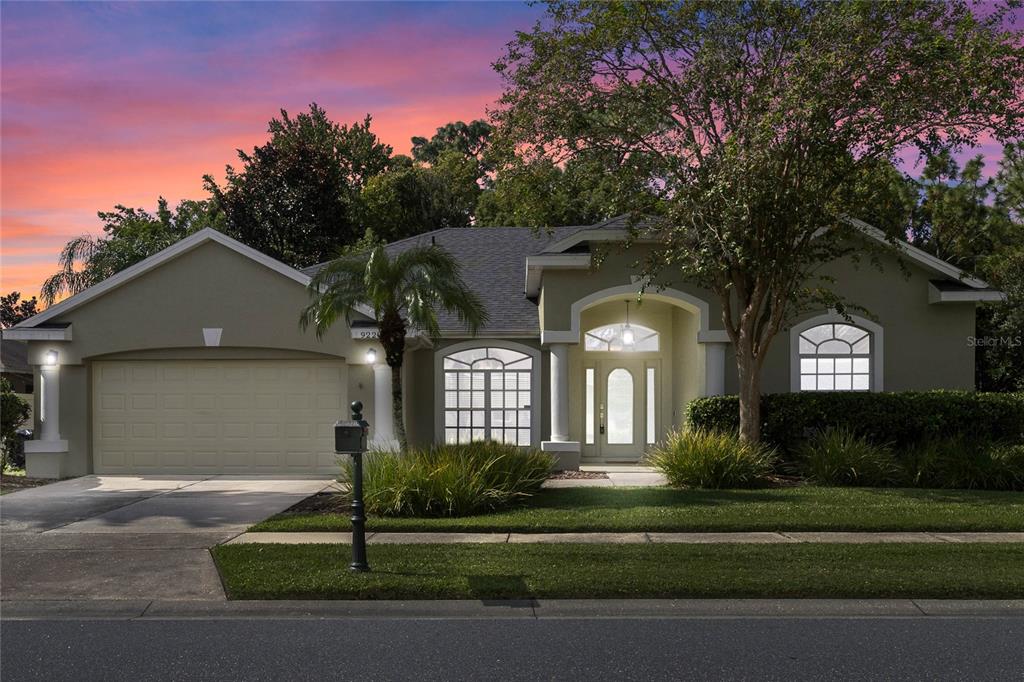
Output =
[
  {"x1": 371, "y1": 363, "x2": 396, "y2": 448},
  {"x1": 39, "y1": 365, "x2": 61, "y2": 442},
  {"x1": 549, "y1": 343, "x2": 569, "y2": 441},
  {"x1": 25, "y1": 363, "x2": 69, "y2": 479},
  {"x1": 704, "y1": 342, "x2": 728, "y2": 396}
]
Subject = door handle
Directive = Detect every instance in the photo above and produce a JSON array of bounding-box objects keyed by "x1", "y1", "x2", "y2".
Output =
[{"x1": 599, "y1": 404, "x2": 605, "y2": 435}]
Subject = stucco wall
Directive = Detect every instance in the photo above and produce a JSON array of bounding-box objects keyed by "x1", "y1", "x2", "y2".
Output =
[
  {"x1": 26, "y1": 239, "x2": 370, "y2": 476},
  {"x1": 539, "y1": 238, "x2": 977, "y2": 417}
]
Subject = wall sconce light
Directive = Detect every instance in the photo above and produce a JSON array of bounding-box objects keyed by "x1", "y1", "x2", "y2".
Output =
[
  {"x1": 365, "y1": 348, "x2": 377, "y2": 364},
  {"x1": 44, "y1": 350, "x2": 59, "y2": 367}
]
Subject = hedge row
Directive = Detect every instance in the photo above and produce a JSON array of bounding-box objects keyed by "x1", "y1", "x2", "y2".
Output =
[{"x1": 685, "y1": 391, "x2": 1024, "y2": 455}]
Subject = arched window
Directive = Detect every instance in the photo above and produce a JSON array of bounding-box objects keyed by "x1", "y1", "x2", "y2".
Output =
[
  {"x1": 441, "y1": 346, "x2": 534, "y2": 445},
  {"x1": 797, "y1": 323, "x2": 872, "y2": 391},
  {"x1": 585, "y1": 324, "x2": 659, "y2": 352}
]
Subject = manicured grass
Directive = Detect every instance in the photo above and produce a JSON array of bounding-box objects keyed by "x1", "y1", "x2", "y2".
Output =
[
  {"x1": 251, "y1": 487, "x2": 1024, "y2": 533},
  {"x1": 212, "y1": 542, "x2": 1024, "y2": 600}
]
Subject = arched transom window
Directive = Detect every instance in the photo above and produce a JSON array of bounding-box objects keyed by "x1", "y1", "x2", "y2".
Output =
[
  {"x1": 585, "y1": 324, "x2": 659, "y2": 352},
  {"x1": 442, "y1": 347, "x2": 533, "y2": 445},
  {"x1": 798, "y1": 323, "x2": 872, "y2": 391}
]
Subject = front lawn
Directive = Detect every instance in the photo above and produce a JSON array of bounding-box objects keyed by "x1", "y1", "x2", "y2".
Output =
[
  {"x1": 251, "y1": 486, "x2": 1024, "y2": 533},
  {"x1": 212, "y1": 542, "x2": 1024, "y2": 600}
]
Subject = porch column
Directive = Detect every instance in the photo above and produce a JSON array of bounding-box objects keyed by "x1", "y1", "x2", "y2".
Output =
[
  {"x1": 541, "y1": 343, "x2": 580, "y2": 470},
  {"x1": 40, "y1": 365, "x2": 61, "y2": 441},
  {"x1": 371, "y1": 363, "x2": 396, "y2": 448},
  {"x1": 25, "y1": 357, "x2": 69, "y2": 479},
  {"x1": 704, "y1": 342, "x2": 728, "y2": 396},
  {"x1": 549, "y1": 343, "x2": 569, "y2": 441}
]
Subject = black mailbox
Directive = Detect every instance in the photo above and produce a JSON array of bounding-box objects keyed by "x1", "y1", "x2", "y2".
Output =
[{"x1": 335, "y1": 419, "x2": 368, "y2": 454}]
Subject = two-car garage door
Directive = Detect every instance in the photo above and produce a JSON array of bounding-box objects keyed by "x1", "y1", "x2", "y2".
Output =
[{"x1": 92, "y1": 360, "x2": 347, "y2": 474}]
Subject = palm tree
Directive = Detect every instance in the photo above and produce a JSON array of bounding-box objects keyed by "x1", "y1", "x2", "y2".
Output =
[{"x1": 301, "y1": 243, "x2": 488, "y2": 449}]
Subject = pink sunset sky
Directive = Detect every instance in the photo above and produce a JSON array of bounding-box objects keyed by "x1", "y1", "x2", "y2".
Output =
[{"x1": 0, "y1": 1, "x2": 1017, "y2": 299}]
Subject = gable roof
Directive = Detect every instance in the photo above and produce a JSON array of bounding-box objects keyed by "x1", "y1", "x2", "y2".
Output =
[
  {"x1": 542, "y1": 214, "x2": 993, "y2": 289},
  {"x1": 11, "y1": 228, "x2": 317, "y2": 331}
]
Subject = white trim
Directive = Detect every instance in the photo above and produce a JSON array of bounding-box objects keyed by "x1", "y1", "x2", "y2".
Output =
[
  {"x1": 540, "y1": 284, "x2": 724, "y2": 346},
  {"x1": 11, "y1": 228, "x2": 377, "y2": 330},
  {"x1": 844, "y1": 217, "x2": 990, "y2": 289},
  {"x1": 2, "y1": 326, "x2": 72, "y2": 341},
  {"x1": 433, "y1": 340, "x2": 542, "y2": 448},
  {"x1": 202, "y1": 328, "x2": 223, "y2": 347},
  {"x1": 789, "y1": 313, "x2": 884, "y2": 392},
  {"x1": 524, "y1": 254, "x2": 591, "y2": 297},
  {"x1": 927, "y1": 283, "x2": 1007, "y2": 304}
]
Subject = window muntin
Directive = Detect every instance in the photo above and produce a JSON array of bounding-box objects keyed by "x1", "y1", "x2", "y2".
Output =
[
  {"x1": 584, "y1": 324, "x2": 659, "y2": 352},
  {"x1": 798, "y1": 323, "x2": 871, "y2": 391},
  {"x1": 443, "y1": 347, "x2": 532, "y2": 445}
]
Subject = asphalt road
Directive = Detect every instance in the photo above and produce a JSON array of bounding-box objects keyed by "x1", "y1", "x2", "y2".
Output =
[{"x1": 4, "y1": 616, "x2": 1023, "y2": 681}]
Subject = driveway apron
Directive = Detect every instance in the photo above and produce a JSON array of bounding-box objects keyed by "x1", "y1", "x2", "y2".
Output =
[{"x1": 0, "y1": 475, "x2": 331, "y2": 601}]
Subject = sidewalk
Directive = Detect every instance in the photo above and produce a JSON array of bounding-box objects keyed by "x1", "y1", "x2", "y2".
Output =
[{"x1": 226, "y1": 531, "x2": 1024, "y2": 545}]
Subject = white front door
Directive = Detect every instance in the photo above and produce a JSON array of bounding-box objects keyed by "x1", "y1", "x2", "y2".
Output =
[{"x1": 581, "y1": 359, "x2": 658, "y2": 462}]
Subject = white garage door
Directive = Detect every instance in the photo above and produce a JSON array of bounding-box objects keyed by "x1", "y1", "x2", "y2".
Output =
[{"x1": 93, "y1": 360, "x2": 347, "y2": 474}]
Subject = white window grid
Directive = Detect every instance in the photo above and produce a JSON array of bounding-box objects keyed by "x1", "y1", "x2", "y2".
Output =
[
  {"x1": 798, "y1": 323, "x2": 872, "y2": 391},
  {"x1": 442, "y1": 348, "x2": 532, "y2": 445}
]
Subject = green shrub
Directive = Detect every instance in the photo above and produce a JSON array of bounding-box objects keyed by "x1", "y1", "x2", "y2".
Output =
[
  {"x1": 902, "y1": 439, "x2": 1024, "y2": 491},
  {"x1": 1, "y1": 378, "x2": 31, "y2": 470},
  {"x1": 791, "y1": 427, "x2": 902, "y2": 487},
  {"x1": 342, "y1": 441, "x2": 554, "y2": 517},
  {"x1": 687, "y1": 391, "x2": 1024, "y2": 455},
  {"x1": 645, "y1": 428, "x2": 776, "y2": 489}
]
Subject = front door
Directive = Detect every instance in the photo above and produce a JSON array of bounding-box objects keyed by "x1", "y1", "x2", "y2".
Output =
[{"x1": 582, "y1": 359, "x2": 657, "y2": 462}]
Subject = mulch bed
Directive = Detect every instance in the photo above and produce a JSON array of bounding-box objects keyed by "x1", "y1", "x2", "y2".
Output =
[
  {"x1": 0, "y1": 473, "x2": 52, "y2": 494},
  {"x1": 548, "y1": 470, "x2": 610, "y2": 480}
]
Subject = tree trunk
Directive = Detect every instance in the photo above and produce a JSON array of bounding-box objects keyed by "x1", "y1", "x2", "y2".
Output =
[
  {"x1": 379, "y1": 309, "x2": 408, "y2": 451},
  {"x1": 735, "y1": 340, "x2": 762, "y2": 444},
  {"x1": 390, "y1": 361, "x2": 407, "y2": 450}
]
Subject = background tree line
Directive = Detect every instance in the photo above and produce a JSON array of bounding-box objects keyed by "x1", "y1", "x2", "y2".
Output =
[{"x1": 18, "y1": 103, "x2": 1024, "y2": 393}]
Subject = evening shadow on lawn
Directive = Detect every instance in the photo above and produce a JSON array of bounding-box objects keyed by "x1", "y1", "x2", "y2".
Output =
[{"x1": 465, "y1": 574, "x2": 538, "y2": 606}]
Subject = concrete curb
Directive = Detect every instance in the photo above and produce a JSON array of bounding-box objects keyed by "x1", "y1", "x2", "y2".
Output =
[
  {"x1": 226, "y1": 531, "x2": 1024, "y2": 545},
  {"x1": 3, "y1": 598, "x2": 1024, "y2": 621}
]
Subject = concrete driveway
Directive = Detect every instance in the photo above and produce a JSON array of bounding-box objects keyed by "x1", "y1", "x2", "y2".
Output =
[{"x1": 0, "y1": 475, "x2": 332, "y2": 601}]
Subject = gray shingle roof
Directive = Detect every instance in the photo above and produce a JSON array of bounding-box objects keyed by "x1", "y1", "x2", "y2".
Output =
[{"x1": 303, "y1": 225, "x2": 595, "y2": 336}]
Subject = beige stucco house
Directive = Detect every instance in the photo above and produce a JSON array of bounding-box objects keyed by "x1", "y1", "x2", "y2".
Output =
[{"x1": 7, "y1": 216, "x2": 1002, "y2": 478}]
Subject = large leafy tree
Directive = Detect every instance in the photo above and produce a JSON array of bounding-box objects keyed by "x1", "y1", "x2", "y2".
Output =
[
  {"x1": 41, "y1": 198, "x2": 222, "y2": 305},
  {"x1": 493, "y1": 0, "x2": 1024, "y2": 442},
  {"x1": 411, "y1": 120, "x2": 493, "y2": 166},
  {"x1": 1, "y1": 292, "x2": 39, "y2": 328},
  {"x1": 301, "y1": 244, "x2": 488, "y2": 448},
  {"x1": 358, "y1": 150, "x2": 481, "y2": 241},
  {"x1": 478, "y1": 151, "x2": 658, "y2": 227},
  {"x1": 205, "y1": 104, "x2": 393, "y2": 267}
]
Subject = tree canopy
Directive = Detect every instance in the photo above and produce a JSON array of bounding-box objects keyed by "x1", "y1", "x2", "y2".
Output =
[
  {"x1": 40, "y1": 197, "x2": 222, "y2": 305},
  {"x1": 492, "y1": 0, "x2": 1024, "y2": 440},
  {"x1": 1, "y1": 292, "x2": 39, "y2": 328},
  {"x1": 204, "y1": 104, "x2": 393, "y2": 267}
]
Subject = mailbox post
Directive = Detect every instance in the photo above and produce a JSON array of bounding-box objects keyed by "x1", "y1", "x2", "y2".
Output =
[{"x1": 335, "y1": 401, "x2": 370, "y2": 572}]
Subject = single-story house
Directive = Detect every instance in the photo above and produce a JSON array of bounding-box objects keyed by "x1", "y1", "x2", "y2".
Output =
[{"x1": 7, "y1": 216, "x2": 1003, "y2": 478}]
